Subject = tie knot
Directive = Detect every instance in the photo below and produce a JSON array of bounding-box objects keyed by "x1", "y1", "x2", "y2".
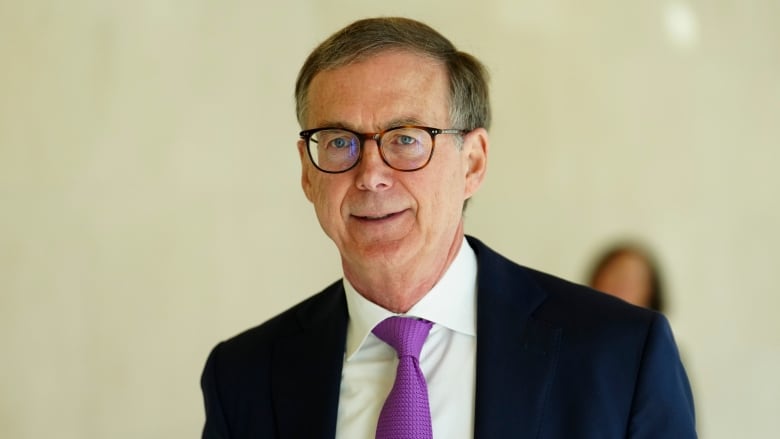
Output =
[{"x1": 372, "y1": 316, "x2": 433, "y2": 359}]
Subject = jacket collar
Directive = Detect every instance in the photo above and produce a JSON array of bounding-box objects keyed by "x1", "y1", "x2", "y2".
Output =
[
  {"x1": 269, "y1": 236, "x2": 560, "y2": 438},
  {"x1": 468, "y1": 236, "x2": 561, "y2": 439},
  {"x1": 271, "y1": 281, "x2": 348, "y2": 439}
]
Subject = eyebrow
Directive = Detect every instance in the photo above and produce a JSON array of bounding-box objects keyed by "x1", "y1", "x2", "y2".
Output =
[
  {"x1": 313, "y1": 117, "x2": 427, "y2": 132},
  {"x1": 385, "y1": 117, "x2": 425, "y2": 129},
  {"x1": 314, "y1": 121, "x2": 351, "y2": 130}
]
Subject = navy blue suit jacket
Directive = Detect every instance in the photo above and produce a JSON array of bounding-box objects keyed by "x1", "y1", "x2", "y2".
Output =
[{"x1": 201, "y1": 236, "x2": 696, "y2": 438}]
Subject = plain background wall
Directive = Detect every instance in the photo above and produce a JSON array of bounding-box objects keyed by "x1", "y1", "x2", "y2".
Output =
[{"x1": 1, "y1": 0, "x2": 778, "y2": 437}]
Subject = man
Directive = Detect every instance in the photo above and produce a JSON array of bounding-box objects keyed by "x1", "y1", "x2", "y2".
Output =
[{"x1": 201, "y1": 17, "x2": 697, "y2": 438}]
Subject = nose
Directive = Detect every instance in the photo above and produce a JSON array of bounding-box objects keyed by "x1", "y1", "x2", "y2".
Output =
[{"x1": 354, "y1": 138, "x2": 393, "y2": 192}]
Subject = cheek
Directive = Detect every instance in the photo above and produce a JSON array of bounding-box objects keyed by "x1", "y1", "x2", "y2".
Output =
[
  {"x1": 309, "y1": 179, "x2": 346, "y2": 222},
  {"x1": 440, "y1": 160, "x2": 469, "y2": 204},
  {"x1": 417, "y1": 171, "x2": 464, "y2": 221}
]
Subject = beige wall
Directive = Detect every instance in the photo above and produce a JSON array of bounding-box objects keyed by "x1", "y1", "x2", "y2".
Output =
[{"x1": 1, "y1": 1, "x2": 778, "y2": 437}]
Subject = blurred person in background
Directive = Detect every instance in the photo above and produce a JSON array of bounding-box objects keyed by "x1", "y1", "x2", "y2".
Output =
[{"x1": 588, "y1": 241, "x2": 665, "y2": 312}]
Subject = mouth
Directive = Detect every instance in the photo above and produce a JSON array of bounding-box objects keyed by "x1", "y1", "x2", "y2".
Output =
[{"x1": 352, "y1": 210, "x2": 406, "y2": 222}]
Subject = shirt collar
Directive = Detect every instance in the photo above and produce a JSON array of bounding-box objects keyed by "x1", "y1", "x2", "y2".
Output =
[{"x1": 343, "y1": 236, "x2": 478, "y2": 360}]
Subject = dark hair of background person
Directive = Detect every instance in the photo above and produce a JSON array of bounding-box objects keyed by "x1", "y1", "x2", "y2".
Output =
[{"x1": 587, "y1": 242, "x2": 666, "y2": 313}]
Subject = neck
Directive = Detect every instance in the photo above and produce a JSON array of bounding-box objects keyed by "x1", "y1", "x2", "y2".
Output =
[{"x1": 343, "y1": 228, "x2": 465, "y2": 313}]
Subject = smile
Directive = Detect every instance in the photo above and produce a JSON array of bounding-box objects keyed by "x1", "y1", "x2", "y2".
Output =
[{"x1": 353, "y1": 210, "x2": 406, "y2": 221}]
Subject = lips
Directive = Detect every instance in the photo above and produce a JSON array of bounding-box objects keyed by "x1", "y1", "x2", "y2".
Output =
[
  {"x1": 352, "y1": 209, "x2": 406, "y2": 221},
  {"x1": 359, "y1": 213, "x2": 393, "y2": 220}
]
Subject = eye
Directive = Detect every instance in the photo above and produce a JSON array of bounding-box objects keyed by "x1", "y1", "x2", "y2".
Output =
[
  {"x1": 330, "y1": 136, "x2": 352, "y2": 149},
  {"x1": 314, "y1": 130, "x2": 357, "y2": 151},
  {"x1": 384, "y1": 128, "x2": 428, "y2": 152},
  {"x1": 386, "y1": 131, "x2": 422, "y2": 148},
  {"x1": 396, "y1": 135, "x2": 418, "y2": 146}
]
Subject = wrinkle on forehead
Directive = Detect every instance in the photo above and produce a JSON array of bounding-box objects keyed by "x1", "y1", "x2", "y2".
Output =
[
  {"x1": 304, "y1": 51, "x2": 450, "y2": 131},
  {"x1": 312, "y1": 117, "x2": 429, "y2": 133}
]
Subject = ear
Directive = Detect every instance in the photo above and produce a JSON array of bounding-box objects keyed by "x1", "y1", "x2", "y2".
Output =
[
  {"x1": 462, "y1": 128, "x2": 489, "y2": 199},
  {"x1": 298, "y1": 140, "x2": 314, "y2": 202}
]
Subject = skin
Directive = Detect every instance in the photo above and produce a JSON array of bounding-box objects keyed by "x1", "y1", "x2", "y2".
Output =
[
  {"x1": 591, "y1": 251, "x2": 653, "y2": 308},
  {"x1": 297, "y1": 49, "x2": 489, "y2": 313}
]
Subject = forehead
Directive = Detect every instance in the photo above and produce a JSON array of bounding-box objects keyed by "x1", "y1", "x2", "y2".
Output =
[{"x1": 305, "y1": 50, "x2": 451, "y2": 130}]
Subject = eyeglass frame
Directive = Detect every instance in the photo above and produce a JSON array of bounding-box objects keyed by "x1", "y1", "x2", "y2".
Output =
[{"x1": 299, "y1": 125, "x2": 469, "y2": 174}]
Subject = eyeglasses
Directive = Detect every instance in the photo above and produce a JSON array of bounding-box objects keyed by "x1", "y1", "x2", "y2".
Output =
[{"x1": 299, "y1": 125, "x2": 468, "y2": 174}]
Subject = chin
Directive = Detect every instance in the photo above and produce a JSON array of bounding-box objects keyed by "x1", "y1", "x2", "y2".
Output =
[{"x1": 348, "y1": 233, "x2": 418, "y2": 263}]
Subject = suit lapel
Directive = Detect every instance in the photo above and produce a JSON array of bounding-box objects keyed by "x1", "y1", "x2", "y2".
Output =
[
  {"x1": 266, "y1": 239, "x2": 561, "y2": 438},
  {"x1": 469, "y1": 237, "x2": 562, "y2": 439},
  {"x1": 271, "y1": 283, "x2": 348, "y2": 439}
]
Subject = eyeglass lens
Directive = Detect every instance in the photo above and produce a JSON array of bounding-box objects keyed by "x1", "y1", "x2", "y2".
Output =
[{"x1": 308, "y1": 127, "x2": 433, "y2": 172}]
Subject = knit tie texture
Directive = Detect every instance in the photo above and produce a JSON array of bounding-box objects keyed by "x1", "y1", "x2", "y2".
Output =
[{"x1": 372, "y1": 316, "x2": 434, "y2": 439}]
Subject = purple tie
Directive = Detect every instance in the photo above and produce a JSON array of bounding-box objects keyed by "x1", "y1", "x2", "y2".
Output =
[{"x1": 372, "y1": 316, "x2": 434, "y2": 439}]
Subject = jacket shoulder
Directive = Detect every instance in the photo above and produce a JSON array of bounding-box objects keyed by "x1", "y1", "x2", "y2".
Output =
[
  {"x1": 468, "y1": 234, "x2": 655, "y2": 326},
  {"x1": 214, "y1": 280, "x2": 346, "y2": 360},
  {"x1": 200, "y1": 280, "x2": 347, "y2": 437}
]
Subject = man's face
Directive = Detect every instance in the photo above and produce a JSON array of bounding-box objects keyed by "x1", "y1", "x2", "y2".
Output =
[{"x1": 298, "y1": 50, "x2": 487, "y2": 277}]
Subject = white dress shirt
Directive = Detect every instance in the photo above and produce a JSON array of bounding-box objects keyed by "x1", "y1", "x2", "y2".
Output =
[{"x1": 335, "y1": 237, "x2": 478, "y2": 439}]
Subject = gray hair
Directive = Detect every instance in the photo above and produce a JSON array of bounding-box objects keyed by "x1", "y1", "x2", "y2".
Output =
[{"x1": 294, "y1": 17, "x2": 491, "y2": 131}]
